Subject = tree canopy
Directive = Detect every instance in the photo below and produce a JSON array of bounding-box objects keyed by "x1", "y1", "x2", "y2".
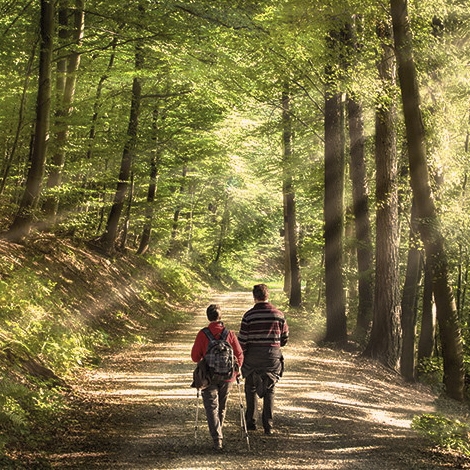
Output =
[{"x1": 1, "y1": 0, "x2": 470, "y2": 400}]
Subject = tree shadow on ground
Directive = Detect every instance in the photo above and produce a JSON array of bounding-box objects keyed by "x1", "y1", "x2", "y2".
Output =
[{"x1": 44, "y1": 291, "x2": 470, "y2": 470}]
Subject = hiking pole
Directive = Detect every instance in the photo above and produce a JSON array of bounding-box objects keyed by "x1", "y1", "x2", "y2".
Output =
[
  {"x1": 236, "y1": 376, "x2": 250, "y2": 451},
  {"x1": 194, "y1": 388, "x2": 200, "y2": 444}
]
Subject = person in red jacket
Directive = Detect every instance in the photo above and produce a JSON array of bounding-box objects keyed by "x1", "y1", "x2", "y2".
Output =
[{"x1": 191, "y1": 304, "x2": 243, "y2": 451}]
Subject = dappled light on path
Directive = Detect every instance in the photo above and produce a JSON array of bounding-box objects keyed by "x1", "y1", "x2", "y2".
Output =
[{"x1": 49, "y1": 291, "x2": 457, "y2": 470}]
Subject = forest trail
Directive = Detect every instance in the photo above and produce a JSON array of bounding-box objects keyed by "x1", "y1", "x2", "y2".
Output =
[{"x1": 47, "y1": 291, "x2": 469, "y2": 470}]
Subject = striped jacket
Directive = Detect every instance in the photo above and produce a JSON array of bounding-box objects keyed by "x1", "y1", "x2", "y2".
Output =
[{"x1": 238, "y1": 302, "x2": 289, "y2": 351}]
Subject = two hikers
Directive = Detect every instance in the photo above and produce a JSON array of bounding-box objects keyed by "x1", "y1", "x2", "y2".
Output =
[{"x1": 191, "y1": 284, "x2": 289, "y2": 449}]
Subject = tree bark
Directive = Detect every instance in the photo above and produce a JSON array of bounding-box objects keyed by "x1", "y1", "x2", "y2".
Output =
[
  {"x1": 100, "y1": 41, "x2": 143, "y2": 252},
  {"x1": 400, "y1": 198, "x2": 422, "y2": 381},
  {"x1": 43, "y1": 0, "x2": 84, "y2": 223},
  {"x1": 4, "y1": 0, "x2": 54, "y2": 242},
  {"x1": 364, "y1": 21, "x2": 401, "y2": 370},
  {"x1": 417, "y1": 258, "x2": 436, "y2": 361},
  {"x1": 390, "y1": 0, "x2": 464, "y2": 400},
  {"x1": 323, "y1": 30, "x2": 347, "y2": 343},
  {"x1": 348, "y1": 96, "x2": 373, "y2": 340},
  {"x1": 166, "y1": 165, "x2": 187, "y2": 258},
  {"x1": 137, "y1": 106, "x2": 161, "y2": 255},
  {"x1": 282, "y1": 88, "x2": 301, "y2": 307}
]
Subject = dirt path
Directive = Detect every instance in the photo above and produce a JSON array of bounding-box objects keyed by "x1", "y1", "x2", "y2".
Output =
[{"x1": 48, "y1": 291, "x2": 470, "y2": 469}]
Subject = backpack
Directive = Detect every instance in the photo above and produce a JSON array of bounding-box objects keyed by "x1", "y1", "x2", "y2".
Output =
[
  {"x1": 203, "y1": 327, "x2": 234, "y2": 381},
  {"x1": 190, "y1": 357, "x2": 211, "y2": 390}
]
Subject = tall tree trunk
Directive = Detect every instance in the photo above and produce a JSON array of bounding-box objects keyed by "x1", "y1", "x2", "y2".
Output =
[
  {"x1": 118, "y1": 172, "x2": 134, "y2": 251},
  {"x1": 100, "y1": 40, "x2": 143, "y2": 252},
  {"x1": 417, "y1": 258, "x2": 436, "y2": 362},
  {"x1": 4, "y1": 0, "x2": 54, "y2": 242},
  {"x1": 348, "y1": 96, "x2": 373, "y2": 340},
  {"x1": 282, "y1": 88, "x2": 301, "y2": 307},
  {"x1": 166, "y1": 165, "x2": 187, "y2": 258},
  {"x1": 400, "y1": 198, "x2": 422, "y2": 380},
  {"x1": 137, "y1": 106, "x2": 161, "y2": 255},
  {"x1": 390, "y1": 0, "x2": 464, "y2": 400},
  {"x1": 86, "y1": 34, "x2": 118, "y2": 162},
  {"x1": 364, "y1": 21, "x2": 401, "y2": 370},
  {"x1": 43, "y1": 0, "x2": 84, "y2": 223},
  {"x1": 323, "y1": 27, "x2": 347, "y2": 342}
]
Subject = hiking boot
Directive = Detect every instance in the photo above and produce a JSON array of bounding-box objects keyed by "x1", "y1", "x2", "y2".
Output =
[
  {"x1": 264, "y1": 428, "x2": 274, "y2": 436},
  {"x1": 213, "y1": 440, "x2": 223, "y2": 451}
]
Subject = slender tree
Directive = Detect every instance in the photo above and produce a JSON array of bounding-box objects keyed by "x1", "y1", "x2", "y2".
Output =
[
  {"x1": 348, "y1": 95, "x2": 373, "y2": 340},
  {"x1": 42, "y1": 0, "x2": 84, "y2": 224},
  {"x1": 4, "y1": 0, "x2": 54, "y2": 242},
  {"x1": 417, "y1": 259, "x2": 436, "y2": 362},
  {"x1": 137, "y1": 105, "x2": 162, "y2": 255},
  {"x1": 400, "y1": 199, "x2": 422, "y2": 380},
  {"x1": 282, "y1": 87, "x2": 301, "y2": 307},
  {"x1": 100, "y1": 38, "x2": 143, "y2": 252}
]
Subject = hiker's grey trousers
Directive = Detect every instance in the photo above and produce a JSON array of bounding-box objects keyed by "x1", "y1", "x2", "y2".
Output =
[{"x1": 201, "y1": 380, "x2": 233, "y2": 444}]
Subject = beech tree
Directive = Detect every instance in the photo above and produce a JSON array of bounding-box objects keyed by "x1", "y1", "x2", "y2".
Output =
[
  {"x1": 282, "y1": 87, "x2": 302, "y2": 307},
  {"x1": 364, "y1": 20, "x2": 401, "y2": 369},
  {"x1": 323, "y1": 24, "x2": 347, "y2": 344},
  {"x1": 4, "y1": 0, "x2": 54, "y2": 242},
  {"x1": 390, "y1": 0, "x2": 465, "y2": 400},
  {"x1": 42, "y1": 0, "x2": 85, "y2": 225}
]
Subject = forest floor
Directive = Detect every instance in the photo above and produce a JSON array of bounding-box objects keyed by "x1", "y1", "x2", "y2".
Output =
[{"x1": 32, "y1": 290, "x2": 470, "y2": 470}]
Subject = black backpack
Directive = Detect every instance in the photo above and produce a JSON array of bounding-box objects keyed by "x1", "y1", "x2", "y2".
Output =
[{"x1": 203, "y1": 327, "x2": 234, "y2": 381}]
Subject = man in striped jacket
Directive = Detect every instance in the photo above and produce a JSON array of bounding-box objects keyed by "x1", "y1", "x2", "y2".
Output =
[{"x1": 238, "y1": 284, "x2": 289, "y2": 435}]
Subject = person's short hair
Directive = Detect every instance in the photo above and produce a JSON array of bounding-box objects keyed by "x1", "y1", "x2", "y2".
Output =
[
  {"x1": 253, "y1": 284, "x2": 269, "y2": 301},
  {"x1": 206, "y1": 304, "x2": 221, "y2": 321}
]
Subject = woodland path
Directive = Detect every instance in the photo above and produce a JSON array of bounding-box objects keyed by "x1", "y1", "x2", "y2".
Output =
[{"x1": 47, "y1": 291, "x2": 470, "y2": 469}]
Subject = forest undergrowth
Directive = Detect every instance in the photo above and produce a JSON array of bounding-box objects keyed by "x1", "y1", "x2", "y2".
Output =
[{"x1": 0, "y1": 235, "x2": 470, "y2": 469}]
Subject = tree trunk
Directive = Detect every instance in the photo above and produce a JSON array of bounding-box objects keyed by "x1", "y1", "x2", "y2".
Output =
[
  {"x1": 100, "y1": 41, "x2": 143, "y2": 252},
  {"x1": 364, "y1": 21, "x2": 401, "y2": 370},
  {"x1": 282, "y1": 88, "x2": 301, "y2": 307},
  {"x1": 43, "y1": 0, "x2": 84, "y2": 223},
  {"x1": 166, "y1": 165, "x2": 187, "y2": 258},
  {"x1": 137, "y1": 106, "x2": 161, "y2": 255},
  {"x1": 417, "y1": 258, "x2": 436, "y2": 361},
  {"x1": 86, "y1": 34, "x2": 118, "y2": 162},
  {"x1": 4, "y1": 0, "x2": 54, "y2": 242},
  {"x1": 390, "y1": 0, "x2": 465, "y2": 400},
  {"x1": 400, "y1": 198, "x2": 422, "y2": 381},
  {"x1": 323, "y1": 33, "x2": 347, "y2": 342},
  {"x1": 348, "y1": 96, "x2": 373, "y2": 340}
]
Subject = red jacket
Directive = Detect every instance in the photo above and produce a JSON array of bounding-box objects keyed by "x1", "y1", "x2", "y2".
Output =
[{"x1": 191, "y1": 321, "x2": 244, "y2": 382}]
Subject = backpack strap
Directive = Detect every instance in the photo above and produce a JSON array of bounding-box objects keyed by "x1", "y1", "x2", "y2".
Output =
[
  {"x1": 220, "y1": 328, "x2": 229, "y2": 341},
  {"x1": 203, "y1": 327, "x2": 228, "y2": 342},
  {"x1": 203, "y1": 327, "x2": 214, "y2": 342}
]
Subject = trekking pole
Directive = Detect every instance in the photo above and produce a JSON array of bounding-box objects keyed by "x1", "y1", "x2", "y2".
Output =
[
  {"x1": 194, "y1": 388, "x2": 200, "y2": 444},
  {"x1": 236, "y1": 376, "x2": 251, "y2": 451}
]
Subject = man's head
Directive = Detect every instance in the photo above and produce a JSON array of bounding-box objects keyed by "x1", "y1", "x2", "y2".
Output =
[
  {"x1": 253, "y1": 284, "x2": 269, "y2": 302},
  {"x1": 206, "y1": 304, "x2": 221, "y2": 322}
]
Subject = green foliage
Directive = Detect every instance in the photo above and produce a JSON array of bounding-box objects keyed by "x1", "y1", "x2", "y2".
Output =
[
  {"x1": 145, "y1": 255, "x2": 206, "y2": 303},
  {"x1": 417, "y1": 357, "x2": 444, "y2": 387},
  {"x1": 0, "y1": 375, "x2": 67, "y2": 454},
  {"x1": 0, "y1": 265, "x2": 102, "y2": 375},
  {"x1": 412, "y1": 413, "x2": 470, "y2": 456}
]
